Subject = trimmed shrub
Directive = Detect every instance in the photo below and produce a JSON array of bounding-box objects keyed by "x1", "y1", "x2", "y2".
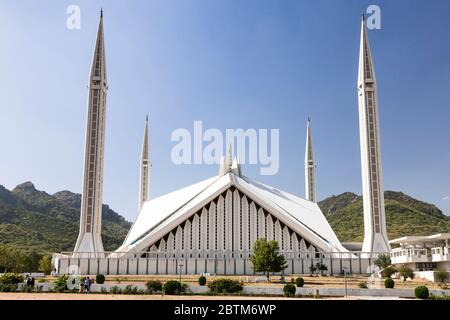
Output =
[
  {"x1": 415, "y1": 286, "x2": 429, "y2": 299},
  {"x1": 95, "y1": 274, "x2": 105, "y2": 284},
  {"x1": 163, "y1": 280, "x2": 185, "y2": 295},
  {"x1": 0, "y1": 273, "x2": 24, "y2": 285},
  {"x1": 283, "y1": 284, "x2": 296, "y2": 297},
  {"x1": 146, "y1": 280, "x2": 163, "y2": 293},
  {"x1": 384, "y1": 278, "x2": 394, "y2": 289},
  {"x1": 198, "y1": 276, "x2": 207, "y2": 286},
  {"x1": 208, "y1": 279, "x2": 243, "y2": 294},
  {"x1": 110, "y1": 286, "x2": 122, "y2": 294},
  {"x1": 295, "y1": 277, "x2": 304, "y2": 287},
  {"x1": 359, "y1": 282, "x2": 368, "y2": 289}
]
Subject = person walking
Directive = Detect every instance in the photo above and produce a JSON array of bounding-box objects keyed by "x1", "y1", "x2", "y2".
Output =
[{"x1": 84, "y1": 277, "x2": 90, "y2": 293}]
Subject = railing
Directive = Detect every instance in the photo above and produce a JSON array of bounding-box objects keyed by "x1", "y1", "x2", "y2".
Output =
[
  {"x1": 390, "y1": 248, "x2": 429, "y2": 264},
  {"x1": 55, "y1": 250, "x2": 383, "y2": 260},
  {"x1": 430, "y1": 247, "x2": 450, "y2": 262},
  {"x1": 52, "y1": 250, "x2": 388, "y2": 276}
]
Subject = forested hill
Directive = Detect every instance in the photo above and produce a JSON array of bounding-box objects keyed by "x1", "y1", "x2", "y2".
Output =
[
  {"x1": 319, "y1": 191, "x2": 450, "y2": 242},
  {"x1": 0, "y1": 182, "x2": 131, "y2": 254}
]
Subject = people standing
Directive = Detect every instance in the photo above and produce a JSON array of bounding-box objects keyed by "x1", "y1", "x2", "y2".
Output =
[{"x1": 84, "y1": 277, "x2": 91, "y2": 292}]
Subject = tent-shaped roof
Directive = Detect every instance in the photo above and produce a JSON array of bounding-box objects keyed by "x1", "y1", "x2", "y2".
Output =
[{"x1": 117, "y1": 172, "x2": 347, "y2": 253}]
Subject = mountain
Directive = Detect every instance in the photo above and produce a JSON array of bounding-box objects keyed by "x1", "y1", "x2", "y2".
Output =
[
  {"x1": 2, "y1": 181, "x2": 449, "y2": 253},
  {"x1": 319, "y1": 191, "x2": 450, "y2": 242},
  {"x1": 0, "y1": 182, "x2": 131, "y2": 254}
]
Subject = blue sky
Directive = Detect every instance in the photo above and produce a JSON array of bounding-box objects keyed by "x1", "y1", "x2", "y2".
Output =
[{"x1": 1, "y1": 0, "x2": 449, "y2": 221}]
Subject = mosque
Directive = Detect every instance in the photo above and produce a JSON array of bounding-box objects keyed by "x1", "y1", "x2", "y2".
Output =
[{"x1": 53, "y1": 12, "x2": 391, "y2": 275}]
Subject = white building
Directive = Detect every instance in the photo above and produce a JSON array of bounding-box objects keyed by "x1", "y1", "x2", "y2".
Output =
[{"x1": 390, "y1": 234, "x2": 450, "y2": 282}]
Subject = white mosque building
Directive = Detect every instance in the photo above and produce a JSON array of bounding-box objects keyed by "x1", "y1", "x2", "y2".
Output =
[{"x1": 53, "y1": 12, "x2": 393, "y2": 276}]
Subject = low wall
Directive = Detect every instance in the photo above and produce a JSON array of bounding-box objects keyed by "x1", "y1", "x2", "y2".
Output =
[
  {"x1": 188, "y1": 285, "x2": 450, "y2": 298},
  {"x1": 414, "y1": 271, "x2": 450, "y2": 283},
  {"x1": 14, "y1": 283, "x2": 450, "y2": 298},
  {"x1": 54, "y1": 256, "x2": 375, "y2": 276}
]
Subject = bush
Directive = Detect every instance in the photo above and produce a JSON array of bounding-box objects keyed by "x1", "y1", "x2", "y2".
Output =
[
  {"x1": 415, "y1": 286, "x2": 429, "y2": 299},
  {"x1": 290, "y1": 278, "x2": 295, "y2": 283},
  {"x1": 146, "y1": 280, "x2": 163, "y2": 293},
  {"x1": 110, "y1": 286, "x2": 122, "y2": 294},
  {"x1": 96, "y1": 274, "x2": 105, "y2": 284},
  {"x1": 0, "y1": 273, "x2": 24, "y2": 285},
  {"x1": 53, "y1": 274, "x2": 69, "y2": 292},
  {"x1": 100, "y1": 287, "x2": 109, "y2": 294},
  {"x1": 429, "y1": 293, "x2": 450, "y2": 300},
  {"x1": 208, "y1": 279, "x2": 243, "y2": 294},
  {"x1": 283, "y1": 284, "x2": 296, "y2": 297},
  {"x1": 435, "y1": 270, "x2": 449, "y2": 283},
  {"x1": 359, "y1": 282, "x2": 368, "y2": 289},
  {"x1": 295, "y1": 277, "x2": 304, "y2": 287},
  {"x1": 384, "y1": 278, "x2": 394, "y2": 288},
  {"x1": 381, "y1": 266, "x2": 397, "y2": 278},
  {"x1": 163, "y1": 280, "x2": 185, "y2": 295},
  {"x1": 198, "y1": 276, "x2": 207, "y2": 286},
  {"x1": 0, "y1": 284, "x2": 18, "y2": 292},
  {"x1": 123, "y1": 285, "x2": 139, "y2": 295},
  {"x1": 20, "y1": 284, "x2": 36, "y2": 293}
]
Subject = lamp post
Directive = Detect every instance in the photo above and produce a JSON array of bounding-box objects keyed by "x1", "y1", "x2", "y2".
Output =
[
  {"x1": 178, "y1": 263, "x2": 184, "y2": 286},
  {"x1": 343, "y1": 267, "x2": 348, "y2": 298}
]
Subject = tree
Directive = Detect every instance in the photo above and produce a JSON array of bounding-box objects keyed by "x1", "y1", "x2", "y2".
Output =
[
  {"x1": 316, "y1": 263, "x2": 328, "y2": 276},
  {"x1": 435, "y1": 270, "x2": 449, "y2": 284},
  {"x1": 38, "y1": 255, "x2": 53, "y2": 275},
  {"x1": 250, "y1": 239, "x2": 287, "y2": 282},
  {"x1": 398, "y1": 266, "x2": 414, "y2": 282},
  {"x1": 309, "y1": 264, "x2": 317, "y2": 276},
  {"x1": 381, "y1": 266, "x2": 397, "y2": 278},
  {"x1": 374, "y1": 254, "x2": 391, "y2": 269}
]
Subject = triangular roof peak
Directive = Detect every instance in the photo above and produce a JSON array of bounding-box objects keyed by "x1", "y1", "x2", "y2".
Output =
[{"x1": 219, "y1": 146, "x2": 243, "y2": 177}]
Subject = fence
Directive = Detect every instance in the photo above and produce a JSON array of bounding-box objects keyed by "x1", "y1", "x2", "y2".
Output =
[{"x1": 53, "y1": 251, "x2": 384, "y2": 276}]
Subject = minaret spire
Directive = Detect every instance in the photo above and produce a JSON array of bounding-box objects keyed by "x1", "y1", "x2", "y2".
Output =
[
  {"x1": 226, "y1": 144, "x2": 233, "y2": 171},
  {"x1": 358, "y1": 14, "x2": 390, "y2": 254},
  {"x1": 139, "y1": 115, "x2": 150, "y2": 210},
  {"x1": 304, "y1": 117, "x2": 316, "y2": 202},
  {"x1": 74, "y1": 12, "x2": 108, "y2": 255}
]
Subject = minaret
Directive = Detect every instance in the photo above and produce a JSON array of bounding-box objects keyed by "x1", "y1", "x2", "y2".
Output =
[
  {"x1": 226, "y1": 144, "x2": 233, "y2": 171},
  {"x1": 358, "y1": 14, "x2": 390, "y2": 253},
  {"x1": 139, "y1": 115, "x2": 150, "y2": 210},
  {"x1": 304, "y1": 117, "x2": 316, "y2": 202},
  {"x1": 74, "y1": 10, "x2": 107, "y2": 255}
]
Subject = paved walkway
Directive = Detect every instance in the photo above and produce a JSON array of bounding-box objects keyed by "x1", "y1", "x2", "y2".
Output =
[{"x1": 0, "y1": 293, "x2": 409, "y2": 300}]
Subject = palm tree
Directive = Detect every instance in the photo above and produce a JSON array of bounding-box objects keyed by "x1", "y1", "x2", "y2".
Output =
[{"x1": 374, "y1": 254, "x2": 391, "y2": 269}]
